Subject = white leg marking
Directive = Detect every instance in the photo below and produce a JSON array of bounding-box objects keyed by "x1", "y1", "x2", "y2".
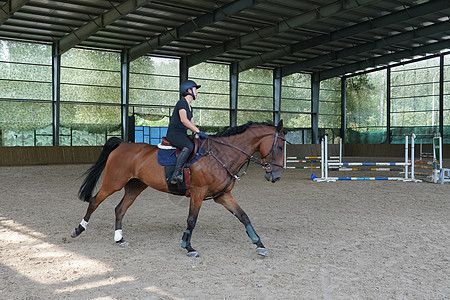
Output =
[
  {"x1": 80, "y1": 219, "x2": 88, "y2": 230},
  {"x1": 114, "y1": 229, "x2": 123, "y2": 242}
]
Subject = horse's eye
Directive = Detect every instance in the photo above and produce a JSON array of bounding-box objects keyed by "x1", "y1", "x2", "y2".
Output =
[{"x1": 278, "y1": 146, "x2": 283, "y2": 150}]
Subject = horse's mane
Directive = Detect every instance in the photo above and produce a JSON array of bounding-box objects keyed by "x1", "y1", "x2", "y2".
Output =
[{"x1": 213, "y1": 121, "x2": 275, "y2": 137}]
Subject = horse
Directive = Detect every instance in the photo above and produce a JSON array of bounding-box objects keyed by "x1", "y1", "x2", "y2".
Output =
[{"x1": 71, "y1": 120, "x2": 286, "y2": 257}]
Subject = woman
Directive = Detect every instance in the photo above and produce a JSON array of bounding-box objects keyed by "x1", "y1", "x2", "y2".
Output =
[{"x1": 166, "y1": 80, "x2": 207, "y2": 184}]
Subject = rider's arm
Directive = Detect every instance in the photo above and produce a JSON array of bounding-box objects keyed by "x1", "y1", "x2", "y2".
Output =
[{"x1": 179, "y1": 109, "x2": 200, "y2": 133}]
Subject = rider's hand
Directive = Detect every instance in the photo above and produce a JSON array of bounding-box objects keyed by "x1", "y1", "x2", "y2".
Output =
[{"x1": 197, "y1": 130, "x2": 207, "y2": 139}]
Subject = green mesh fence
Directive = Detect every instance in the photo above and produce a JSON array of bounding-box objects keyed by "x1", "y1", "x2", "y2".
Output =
[
  {"x1": 347, "y1": 126, "x2": 450, "y2": 144},
  {"x1": 390, "y1": 126, "x2": 440, "y2": 144},
  {"x1": 347, "y1": 129, "x2": 387, "y2": 144}
]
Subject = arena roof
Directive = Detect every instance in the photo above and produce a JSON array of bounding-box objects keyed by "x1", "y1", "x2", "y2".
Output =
[{"x1": 0, "y1": 0, "x2": 449, "y2": 79}]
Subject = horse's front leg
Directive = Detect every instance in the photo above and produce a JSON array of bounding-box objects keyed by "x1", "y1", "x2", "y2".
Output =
[
  {"x1": 181, "y1": 191, "x2": 205, "y2": 257},
  {"x1": 214, "y1": 192, "x2": 267, "y2": 256}
]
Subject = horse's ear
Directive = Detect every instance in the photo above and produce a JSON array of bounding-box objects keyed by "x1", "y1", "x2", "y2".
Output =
[{"x1": 277, "y1": 119, "x2": 283, "y2": 132}]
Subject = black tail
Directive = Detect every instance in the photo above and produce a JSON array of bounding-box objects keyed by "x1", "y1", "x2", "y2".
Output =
[{"x1": 78, "y1": 137, "x2": 123, "y2": 202}]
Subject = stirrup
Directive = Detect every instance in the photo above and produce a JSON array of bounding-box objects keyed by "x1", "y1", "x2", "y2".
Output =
[
  {"x1": 175, "y1": 173, "x2": 184, "y2": 184},
  {"x1": 170, "y1": 175, "x2": 178, "y2": 185},
  {"x1": 170, "y1": 171, "x2": 183, "y2": 185}
]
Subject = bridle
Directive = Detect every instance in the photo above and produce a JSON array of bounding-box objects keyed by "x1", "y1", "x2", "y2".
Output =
[
  {"x1": 259, "y1": 131, "x2": 285, "y2": 172},
  {"x1": 199, "y1": 131, "x2": 285, "y2": 200}
]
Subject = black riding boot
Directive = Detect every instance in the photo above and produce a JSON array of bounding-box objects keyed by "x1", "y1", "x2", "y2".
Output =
[{"x1": 170, "y1": 147, "x2": 191, "y2": 185}]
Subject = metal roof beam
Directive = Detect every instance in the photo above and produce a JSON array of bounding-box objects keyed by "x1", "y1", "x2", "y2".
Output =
[
  {"x1": 58, "y1": 0, "x2": 149, "y2": 55},
  {"x1": 318, "y1": 39, "x2": 450, "y2": 81},
  {"x1": 187, "y1": 0, "x2": 380, "y2": 68},
  {"x1": 0, "y1": 0, "x2": 29, "y2": 25},
  {"x1": 282, "y1": 20, "x2": 450, "y2": 76},
  {"x1": 246, "y1": 0, "x2": 450, "y2": 74},
  {"x1": 129, "y1": 0, "x2": 268, "y2": 61}
]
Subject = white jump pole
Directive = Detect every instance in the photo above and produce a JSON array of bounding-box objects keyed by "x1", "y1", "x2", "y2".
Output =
[
  {"x1": 315, "y1": 135, "x2": 330, "y2": 182},
  {"x1": 431, "y1": 134, "x2": 443, "y2": 183},
  {"x1": 411, "y1": 133, "x2": 415, "y2": 180},
  {"x1": 420, "y1": 138, "x2": 423, "y2": 161},
  {"x1": 404, "y1": 135, "x2": 409, "y2": 180},
  {"x1": 324, "y1": 135, "x2": 328, "y2": 179},
  {"x1": 320, "y1": 136, "x2": 324, "y2": 178},
  {"x1": 439, "y1": 136, "x2": 443, "y2": 170},
  {"x1": 439, "y1": 135, "x2": 443, "y2": 170}
]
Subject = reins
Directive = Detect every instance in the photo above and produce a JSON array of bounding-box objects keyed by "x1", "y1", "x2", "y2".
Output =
[{"x1": 198, "y1": 131, "x2": 285, "y2": 200}]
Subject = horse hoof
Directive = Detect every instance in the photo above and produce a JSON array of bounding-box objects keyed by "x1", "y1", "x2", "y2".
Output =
[
  {"x1": 116, "y1": 238, "x2": 128, "y2": 248},
  {"x1": 187, "y1": 251, "x2": 199, "y2": 258},
  {"x1": 70, "y1": 228, "x2": 78, "y2": 238},
  {"x1": 257, "y1": 247, "x2": 268, "y2": 256}
]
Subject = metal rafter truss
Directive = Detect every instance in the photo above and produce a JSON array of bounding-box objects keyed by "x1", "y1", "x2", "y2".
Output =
[{"x1": 0, "y1": 0, "x2": 449, "y2": 77}]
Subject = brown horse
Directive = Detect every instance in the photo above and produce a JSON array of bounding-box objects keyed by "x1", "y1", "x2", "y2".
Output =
[{"x1": 71, "y1": 120, "x2": 286, "y2": 257}]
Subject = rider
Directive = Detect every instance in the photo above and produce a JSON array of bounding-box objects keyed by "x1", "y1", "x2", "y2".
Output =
[{"x1": 166, "y1": 80, "x2": 207, "y2": 184}]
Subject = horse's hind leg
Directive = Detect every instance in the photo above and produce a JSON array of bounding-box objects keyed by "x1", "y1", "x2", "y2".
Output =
[
  {"x1": 114, "y1": 179, "x2": 147, "y2": 244},
  {"x1": 214, "y1": 192, "x2": 267, "y2": 256},
  {"x1": 72, "y1": 167, "x2": 129, "y2": 238},
  {"x1": 71, "y1": 185, "x2": 120, "y2": 238}
]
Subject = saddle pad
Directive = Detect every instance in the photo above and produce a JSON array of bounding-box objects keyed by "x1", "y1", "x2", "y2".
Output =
[{"x1": 157, "y1": 148, "x2": 202, "y2": 166}]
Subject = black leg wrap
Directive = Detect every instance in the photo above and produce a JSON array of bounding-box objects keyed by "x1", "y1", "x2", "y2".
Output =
[
  {"x1": 76, "y1": 224, "x2": 85, "y2": 235},
  {"x1": 255, "y1": 240, "x2": 265, "y2": 248},
  {"x1": 181, "y1": 230, "x2": 196, "y2": 253},
  {"x1": 181, "y1": 230, "x2": 190, "y2": 249}
]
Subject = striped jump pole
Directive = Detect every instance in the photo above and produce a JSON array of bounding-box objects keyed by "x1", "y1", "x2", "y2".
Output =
[
  {"x1": 285, "y1": 166, "x2": 321, "y2": 169},
  {"x1": 286, "y1": 159, "x2": 321, "y2": 163},
  {"x1": 284, "y1": 136, "x2": 342, "y2": 170},
  {"x1": 329, "y1": 162, "x2": 408, "y2": 166},
  {"x1": 326, "y1": 177, "x2": 403, "y2": 181},
  {"x1": 339, "y1": 167, "x2": 404, "y2": 172},
  {"x1": 314, "y1": 134, "x2": 421, "y2": 183}
]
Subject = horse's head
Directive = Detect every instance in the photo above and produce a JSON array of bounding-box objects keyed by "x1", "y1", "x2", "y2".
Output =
[{"x1": 259, "y1": 120, "x2": 286, "y2": 183}]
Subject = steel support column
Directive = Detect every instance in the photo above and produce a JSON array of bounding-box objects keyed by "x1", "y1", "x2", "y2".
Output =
[
  {"x1": 230, "y1": 62, "x2": 238, "y2": 127},
  {"x1": 180, "y1": 56, "x2": 188, "y2": 84},
  {"x1": 311, "y1": 73, "x2": 320, "y2": 144},
  {"x1": 341, "y1": 77, "x2": 347, "y2": 143},
  {"x1": 386, "y1": 67, "x2": 391, "y2": 144},
  {"x1": 52, "y1": 43, "x2": 60, "y2": 146},
  {"x1": 273, "y1": 67, "x2": 281, "y2": 125},
  {"x1": 439, "y1": 54, "x2": 444, "y2": 137},
  {"x1": 121, "y1": 50, "x2": 130, "y2": 142}
]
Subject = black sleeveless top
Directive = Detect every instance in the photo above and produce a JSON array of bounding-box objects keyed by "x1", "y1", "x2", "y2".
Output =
[{"x1": 167, "y1": 98, "x2": 192, "y2": 135}]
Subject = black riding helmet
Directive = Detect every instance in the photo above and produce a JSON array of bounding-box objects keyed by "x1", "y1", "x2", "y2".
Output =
[{"x1": 180, "y1": 80, "x2": 201, "y2": 99}]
